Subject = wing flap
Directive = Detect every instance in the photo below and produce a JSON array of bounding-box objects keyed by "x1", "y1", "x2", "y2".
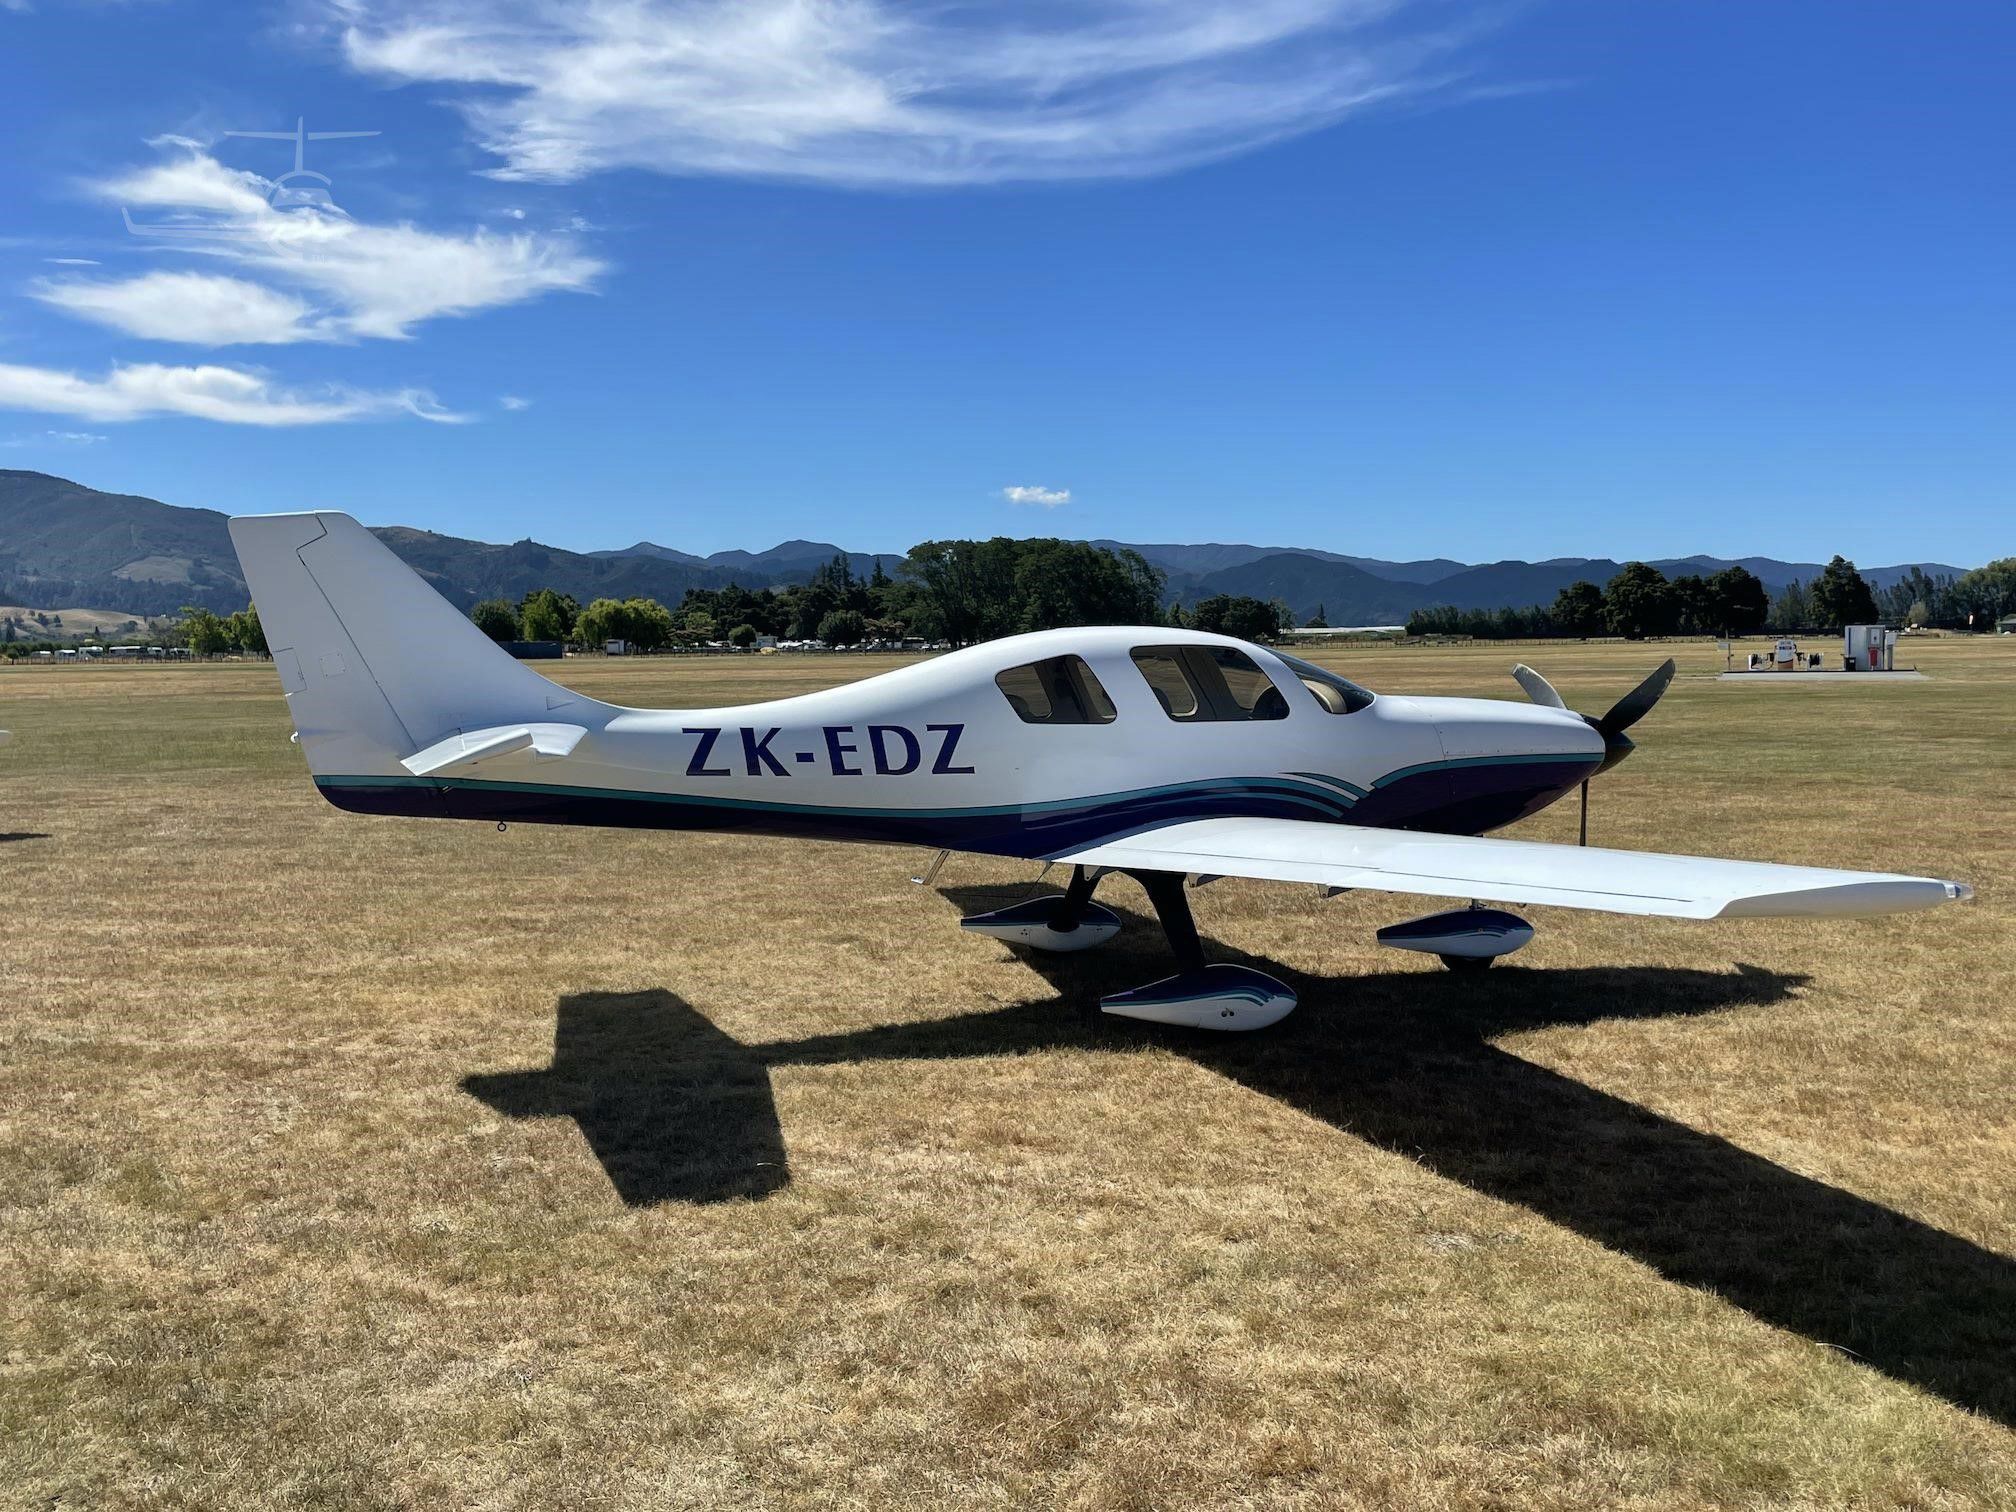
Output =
[{"x1": 1054, "y1": 817, "x2": 1970, "y2": 920}]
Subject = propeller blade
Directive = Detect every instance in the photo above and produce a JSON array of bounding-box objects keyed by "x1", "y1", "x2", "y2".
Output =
[
  {"x1": 1597, "y1": 658, "x2": 1676, "y2": 737},
  {"x1": 1578, "y1": 779, "x2": 1589, "y2": 847},
  {"x1": 1511, "y1": 663, "x2": 1567, "y2": 709}
]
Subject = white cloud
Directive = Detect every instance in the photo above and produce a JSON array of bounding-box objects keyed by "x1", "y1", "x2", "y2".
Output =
[
  {"x1": 44, "y1": 257, "x2": 101, "y2": 266},
  {"x1": 1003, "y1": 484, "x2": 1071, "y2": 508},
  {"x1": 0, "y1": 361, "x2": 464, "y2": 425},
  {"x1": 498, "y1": 394, "x2": 531, "y2": 410},
  {"x1": 335, "y1": 0, "x2": 1474, "y2": 187},
  {"x1": 0, "y1": 429, "x2": 109, "y2": 447},
  {"x1": 107, "y1": 150, "x2": 272, "y2": 217},
  {"x1": 37, "y1": 271, "x2": 323, "y2": 345},
  {"x1": 37, "y1": 145, "x2": 603, "y2": 346}
]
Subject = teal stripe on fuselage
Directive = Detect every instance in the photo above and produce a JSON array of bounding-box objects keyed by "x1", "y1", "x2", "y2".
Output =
[{"x1": 1286, "y1": 770, "x2": 1368, "y2": 800}]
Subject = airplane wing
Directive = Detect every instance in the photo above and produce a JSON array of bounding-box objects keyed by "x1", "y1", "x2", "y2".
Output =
[{"x1": 1052, "y1": 817, "x2": 1971, "y2": 920}]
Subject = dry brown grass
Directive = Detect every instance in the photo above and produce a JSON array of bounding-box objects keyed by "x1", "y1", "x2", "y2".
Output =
[{"x1": 2, "y1": 637, "x2": 2013, "y2": 1510}]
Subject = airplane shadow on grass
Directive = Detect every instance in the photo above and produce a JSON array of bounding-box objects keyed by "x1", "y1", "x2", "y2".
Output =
[{"x1": 466, "y1": 884, "x2": 2016, "y2": 1427}]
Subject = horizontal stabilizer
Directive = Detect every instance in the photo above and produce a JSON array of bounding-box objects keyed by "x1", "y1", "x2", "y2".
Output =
[
  {"x1": 1054, "y1": 817, "x2": 1972, "y2": 921},
  {"x1": 401, "y1": 723, "x2": 587, "y2": 779}
]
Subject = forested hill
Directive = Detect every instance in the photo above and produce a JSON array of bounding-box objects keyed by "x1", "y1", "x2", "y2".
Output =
[
  {"x1": 0, "y1": 472, "x2": 903, "y2": 616},
  {"x1": 0, "y1": 470, "x2": 1973, "y2": 623}
]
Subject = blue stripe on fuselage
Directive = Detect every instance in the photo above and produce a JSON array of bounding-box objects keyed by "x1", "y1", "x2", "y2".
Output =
[{"x1": 314, "y1": 752, "x2": 1601, "y2": 853}]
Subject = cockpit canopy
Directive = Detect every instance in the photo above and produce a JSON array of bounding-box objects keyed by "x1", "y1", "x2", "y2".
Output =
[{"x1": 991, "y1": 638, "x2": 1374, "y2": 727}]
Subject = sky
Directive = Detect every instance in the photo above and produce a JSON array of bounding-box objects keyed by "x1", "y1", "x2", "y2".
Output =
[{"x1": 0, "y1": 1, "x2": 2009, "y2": 567}]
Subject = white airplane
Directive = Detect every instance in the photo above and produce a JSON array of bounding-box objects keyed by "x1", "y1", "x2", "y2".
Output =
[{"x1": 229, "y1": 512, "x2": 1972, "y2": 1031}]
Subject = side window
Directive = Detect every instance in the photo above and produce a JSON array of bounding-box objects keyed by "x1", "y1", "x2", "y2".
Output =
[
  {"x1": 1205, "y1": 647, "x2": 1290, "y2": 720},
  {"x1": 1273, "y1": 650, "x2": 1376, "y2": 715},
  {"x1": 1129, "y1": 649, "x2": 1203, "y2": 720},
  {"x1": 1130, "y1": 645, "x2": 1290, "y2": 721},
  {"x1": 995, "y1": 655, "x2": 1117, "y2": 725}
]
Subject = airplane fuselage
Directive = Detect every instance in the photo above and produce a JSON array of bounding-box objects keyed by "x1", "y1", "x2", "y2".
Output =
[{"x1": 311, "y1": 628, "x2": 1606, "y2": 858}]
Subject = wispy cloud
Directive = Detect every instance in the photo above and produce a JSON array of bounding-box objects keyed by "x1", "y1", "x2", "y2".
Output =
[
  {"x1": 37, "y1": 271, "x2": 323, "y2": 345},
  {"x1": 335, "y1": 0, "x2": 1480, "y2": 187},
  {"x1": 44, "y1": 257, "x2": 100, "y2": 266},
  {"x1": 1003, "y1": 484, "x2": 1071, "y2": 508},
  {"x1": 0, "y1": 361, "x2": 463, "y2": 425},
  {"x1": 34, "y1": 144, "x2": 603, "y2": 347},
  {"x1": 1, "y1": 429, "x2": 109, "y2": 448},
  {"x1": 498, "y1": 394, "x2": 531, "y2": 410}
]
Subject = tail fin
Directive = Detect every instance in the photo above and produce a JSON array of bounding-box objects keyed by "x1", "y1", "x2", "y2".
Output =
[{"x1": 229, "y1": 511, "x2": 587, "y2": 777}]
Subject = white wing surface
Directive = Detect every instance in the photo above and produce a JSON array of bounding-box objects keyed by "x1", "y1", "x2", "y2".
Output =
[{"x1": 1054, "y1": 817, "x2": 1971, "y2": 920}]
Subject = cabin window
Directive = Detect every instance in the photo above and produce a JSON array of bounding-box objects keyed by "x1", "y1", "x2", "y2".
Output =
[
  {"x1": 995, "y1": 655, "x2": 1118, "y2": 725},
  {"x1": 1272, "y1": 650, "x2": 1376, "y2": 715},
  {"x1": 1130, "y1": 646, "x2": 1291, "y2": 722}
]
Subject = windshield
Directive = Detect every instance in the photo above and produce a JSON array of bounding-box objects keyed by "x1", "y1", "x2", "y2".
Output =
[{"x1": 1271, "y1": 651, "x2": 1376, "y2": 715}]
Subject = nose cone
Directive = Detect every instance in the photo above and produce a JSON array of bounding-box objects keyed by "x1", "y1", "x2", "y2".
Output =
[
  {"x1": 1423, "y1": 696, "x2": 1607, "y2": 763},
  {"x1": 1355, "y1": 697, "x2": 1605, "y2": 835}
]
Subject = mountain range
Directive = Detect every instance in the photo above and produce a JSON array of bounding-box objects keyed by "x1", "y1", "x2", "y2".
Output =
[{"x1": 0, "y1": 470, "x2": 1971, "y2": 626}]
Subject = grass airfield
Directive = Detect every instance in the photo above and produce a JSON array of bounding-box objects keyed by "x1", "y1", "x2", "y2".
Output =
[{"x1": 3, "y1": 636, "x2": 2013, "y2": 1510}]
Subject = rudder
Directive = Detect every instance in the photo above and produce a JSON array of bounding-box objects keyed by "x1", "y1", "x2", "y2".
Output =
[{"x1": 229, "y1": 511, "x2": 583, "y2": 778}]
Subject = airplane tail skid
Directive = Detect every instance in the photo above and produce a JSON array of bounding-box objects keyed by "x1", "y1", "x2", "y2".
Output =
[{"x1": 227, "y1": 512, "x2": 597, "y2": 779}]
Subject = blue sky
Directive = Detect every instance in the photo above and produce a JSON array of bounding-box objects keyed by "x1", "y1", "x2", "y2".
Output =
[{"x1": 1, "y1": 1, "x2": 2009, "y2": 566}]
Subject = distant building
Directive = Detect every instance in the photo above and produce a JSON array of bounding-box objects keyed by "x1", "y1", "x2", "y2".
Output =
[{"x1": 1998, "y1": 614, "x2": 2016, "y2": 635}]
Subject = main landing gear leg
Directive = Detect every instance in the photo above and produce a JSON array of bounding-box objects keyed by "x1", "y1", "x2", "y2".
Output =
[
  {"x1": 959, "y1": 864, "x2": 1123, "y2": 953},
  {"x1": 1099, "y1": 870, "x2": 1298, "y2": 1032},
  {"x1": 1054, "y1": 864, "x2": 1102, "y2": 930}
]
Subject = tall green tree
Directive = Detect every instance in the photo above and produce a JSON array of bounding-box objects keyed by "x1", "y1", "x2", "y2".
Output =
[
  {"x1": 818, "y1": 608, "x2": 867, "y2": 646},
  {"x1": 1011, "y1": 540, "x2": 1164, "y2": 633},
  {"x1": 225, "y1": 605, "x2": 267, "y2": 655},
  {"x1": 1947, "y1": 558, "x2": 2016, "y2": 627},
  {"x1": 1550, "y1": 580, "x2": 1606, "y2": 637},
  {"x1": 519, "y1": 588, "x2": 579, "y2": 642},
  {"x1": 901, "y1": 537, "x2": 1162, "y2": 646},
  {"x1": 1602, "y1": 563, "x2": 1678, "y2": 640},
  {"x1": 1807, "y1": 556, "x2": 1879, "y2": 629},
  {"x1": 1668, "y1": 574, "x2": 1714, "y2": 635},
  {"x1": 1191, "y1": 594, "x2": 1287, "y2": 642},
  {"x1": 1706, "y1": 566, "x2": 1769, "y2": 634},
  {"x1": 471, "y1": 598, "x2": 522, "y2": 642},
  {"x1": 1768, "y1": 579, "x2": 1810, "y2": 631},
  {"x1": 179, "y1": 606, "x2": 230, "y2": 656},
  {"x1": 575, "y1": 596, "x2": 676, "y2": 652}
]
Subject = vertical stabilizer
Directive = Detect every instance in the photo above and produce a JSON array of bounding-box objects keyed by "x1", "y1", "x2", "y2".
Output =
[{"x1": 228, "y1": 511, "x2": 587, "y2": 777}]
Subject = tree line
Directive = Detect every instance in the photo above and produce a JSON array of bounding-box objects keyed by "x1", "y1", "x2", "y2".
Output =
[
  {"x1": 9, "y1": 542, "x2": 2007, "y2": 662},
  {"x1": 1406, "y1": 555, "x2": 2016, "y2": 640},
  {"x1": 462, "y1": 538, "x2": 1294, "y2": 652},
  {"x1": 0, "y1": 603, "x2": 267, "y2": 659}
]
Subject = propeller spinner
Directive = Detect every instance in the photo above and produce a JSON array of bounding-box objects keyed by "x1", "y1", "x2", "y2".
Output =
[{"x1": 1511, "y1": 658, "x2": 1676, "y2": 843}]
